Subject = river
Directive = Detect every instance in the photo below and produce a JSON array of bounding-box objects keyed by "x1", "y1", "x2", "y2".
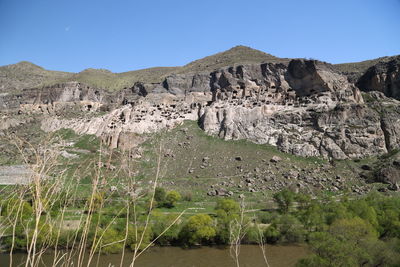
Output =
[{"x1": 0, "y1": 245, "x2": 309, "y2": 267}]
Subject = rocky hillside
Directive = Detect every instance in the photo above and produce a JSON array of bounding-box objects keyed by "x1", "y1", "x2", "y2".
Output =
[
  {"x1": 2, "y1": 58, "x2": 398, "y2": 158},
  {"x1": 1, "y1": 47, "x2": 400, "y2": 190}
]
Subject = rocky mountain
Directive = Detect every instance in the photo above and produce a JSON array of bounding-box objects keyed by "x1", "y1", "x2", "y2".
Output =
[
  {"x1": 1, "y1": 46, "x2": 400, "y2": 191},
  {"x1": 1, "y1": 47, "x2": 399, "y2": 161}
]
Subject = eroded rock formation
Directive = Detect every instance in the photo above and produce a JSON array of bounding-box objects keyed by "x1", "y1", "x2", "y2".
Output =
[
  {"x1": 356, "y1": 57, "x2": 400, "y2": 100},
  {"x1": 1, "y1": 58, "x2": 399, "y2": 159}
]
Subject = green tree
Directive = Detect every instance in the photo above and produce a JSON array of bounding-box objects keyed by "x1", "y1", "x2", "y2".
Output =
[
  {"x1": 324, "y1": 202, "x2": 352, "y2": 225},
  {"x1": 215, "y1": 198, "x2": 240, "y2": 215},
  {"x1": 329, "y1": 217, "x2": 378, "y2": 242},
  {"x1": 295, "y1": 193, "x2": 311, "y2": 210},
  {"x1": 300, "y1": 218, "x2": 382, "y2": 266},
  {"x1": 1, "y1": 198, "x2": 33, "y2": 219},
  {"x1": 127, "y1": 225, "x2": 153, "y2": 251},
  {"x1": 164, "y1": 191, "x2": 181, "y2": 208},
  {"x1": 299, "y1": 202, "x2": 326, "y2": 232},
  {"x1": 348, "y1": 200, "x2": 378, "y2": 229},
  {"x1": 273, "y1": 189, "x2": 295, "y2": 214},
  {"x1": 152, "y1": 213, "x2": 181, "y2": 245},
  {"x1": 214, "y1": 199, "x2": 240, "y2": 244},
  {"x1": 154, "y1": 187, "x2": 166, "y2": 202},
  {"x1": 96, "y1": 228, "x2": 124, "y2": 254},
  {"x1": 179, "y1": 214, "x2": 216, "y2": 245}
]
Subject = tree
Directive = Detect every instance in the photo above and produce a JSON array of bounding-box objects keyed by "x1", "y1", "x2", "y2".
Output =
[
  {"x1": 215, "y1": 199, "x2": 240, "y2": 244},
  {"x1": 154, "y1": 187, "x2": 166, "y2": 202},
  {"x1": 97, "y1": 228, "x2": 124, "y2": 254},
  {"x1": 152, "y1": 213, "x2": 181, "y2": 245},
  {"x1": 329, "y1": 217, "x2": 378, "y2": 242},
  {"x1": 300, "y1": 218, "x2": 382, "y2": 266},
  {"x1": 273, "y1": 189, "x2": 295, "y2": 213},
  {"x1": 215, "y1": 198, "x2": 240, "y2": 216},
  {"x1": 268, "y1": 214, "x2": 306, "y2": 243},
  {"x1": 164, "y1": 191, "x2": 181, "y2": 208},
  {"x1": 295, "y1": 193, "x2": 311, "y2": 210},
  {"x1": 127, "y1": 226, "x2": 153, "y2": 251},
  {"x1": 348, "y1": 200, "x2": 378, "y2": 229},
  {"x1": 299, "y1": 202, "x2": 326, "y2": 232},
  {"x1": 1, "y1": 198, "x2": 33, "y2": 219},
  {"x1": 179, "y1": 214, "x2": 216, "y2": 245}
]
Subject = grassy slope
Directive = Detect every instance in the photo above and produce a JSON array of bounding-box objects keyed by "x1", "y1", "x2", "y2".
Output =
[
  {"x1": 134, "y1": 121, "x2": 382, "y2": 207},
  {"x1": 176, "y1": 45, "x2": 291, "y2": 74},
  {"x1": 0, "y1": 61, "x2": 71, "y2": 91}
]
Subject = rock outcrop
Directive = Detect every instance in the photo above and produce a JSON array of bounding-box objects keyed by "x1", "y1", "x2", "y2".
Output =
[
  {"x1": 41, "y1": 93, "x2": 210, "y2": 150},
  {"x1": 356, "y1": 57, "x2": 400, "y2": 100},
  {"x1": 0, "y1": 81, "x2": 112, "y2": 112},
  {"x1": 2, "y1": 58, "x2": 399, "y2": 160},
  {"x1": 200, "y1": 60, "x2": 399, "y2": 159}
]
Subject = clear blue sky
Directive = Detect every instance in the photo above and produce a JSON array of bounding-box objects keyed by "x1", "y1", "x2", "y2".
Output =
[{"x1": 1, "y1": 0, "x2": 399, "y2": 73}]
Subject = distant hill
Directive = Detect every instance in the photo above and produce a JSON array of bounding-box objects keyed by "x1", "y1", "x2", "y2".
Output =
[
  {"x1": 0, "y1": 61, "x2": 71, "y2": 91},
  {"x1": 1, "y1": 46, "x2": 398, "y2": 92},
  {"x1": 177, "y1": 45, "x2": 291, "y2": 74}
]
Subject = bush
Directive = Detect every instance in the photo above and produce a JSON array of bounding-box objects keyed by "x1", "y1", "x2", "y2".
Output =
[
  {"x1": 265, "y1": 214, "x2": 305, "y2": 244},
  {"x1": 152, "y1": 213, "x2": 181, "y2": 245},
  {"x1": 242, "y1": 226, "x2": 261, "y2": 244},
  {"x1": 164, "y1": 191, "x2": 181, "y2": 208},
  {"x1": 273, "y1": 189, "x2": 295, "y2": 214},
  {"x1": 264, "y1": 225, "x2": 280, "y2": 244},
  {"x1": 127, "y1": 226, "x2": 153, "y2": 251},
  {"x1": 97, "y1": 228, "x2": 124, "y2": 254},
  {"x1": 154, "y1": 187, "x2": 166, "y2": 202},
  {"x1": 179, "y1": 214, "x2": 216, "y2": 246},
  {"x1": 214, "y1": 198, "x2": 240, "y2": 244}
]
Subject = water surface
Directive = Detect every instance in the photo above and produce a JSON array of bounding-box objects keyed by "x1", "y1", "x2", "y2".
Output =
[{"x1": 1, "y1": 245, "x2": 309, "y2": 267}]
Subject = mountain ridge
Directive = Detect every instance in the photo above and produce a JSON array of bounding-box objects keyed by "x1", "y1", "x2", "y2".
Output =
[{"x1": 1, "y1": 46, "x2": 399, "y2": 92}]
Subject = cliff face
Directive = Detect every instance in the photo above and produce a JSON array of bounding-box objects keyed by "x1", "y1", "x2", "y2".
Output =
[
  {"x1": 1, "y1": 57, "x2": 399, "y2": 160},
  {"x1": 198, "y1": 60, "x2": 398, "y2": 159},
  {"x1": 356, "y1": 57, "x2": 400, "y2": 100}
]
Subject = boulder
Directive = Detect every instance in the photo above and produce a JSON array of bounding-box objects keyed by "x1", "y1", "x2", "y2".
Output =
[{"x1": 271, "y1": 156, "x2": 282, "y2": 163}]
